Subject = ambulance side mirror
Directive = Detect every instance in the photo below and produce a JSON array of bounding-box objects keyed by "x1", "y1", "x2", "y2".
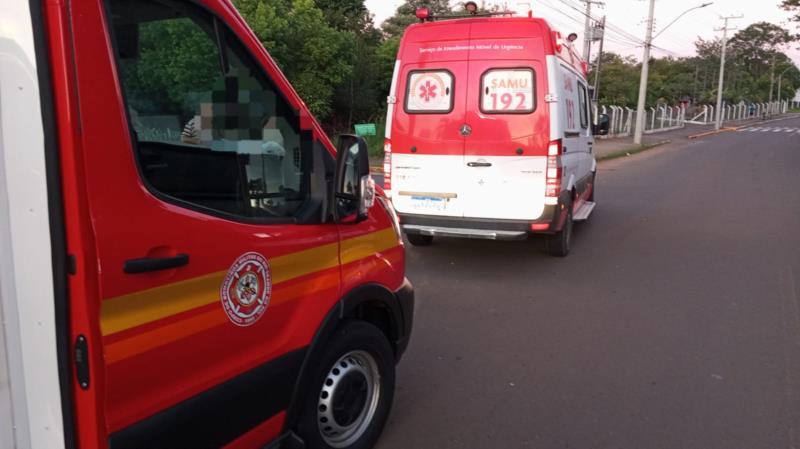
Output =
[
  {"x1": 335, "y1": 135, "x2": 375, "y2": 223},
  {"x1": 594, "y1": 113, "x2": 610, "y2": 136}
]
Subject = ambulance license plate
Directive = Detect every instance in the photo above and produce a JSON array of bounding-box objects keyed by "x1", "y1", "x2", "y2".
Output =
[{"x1": 410, "y1": 196, "x2": 446, "y2": 212}]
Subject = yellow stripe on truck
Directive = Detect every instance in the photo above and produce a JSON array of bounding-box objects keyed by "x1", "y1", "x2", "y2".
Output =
[
  {"x1": 100, "y1": 227, "x2": 400, "y2": 337},
  {"x1": 101, "y1": 241, "x2": 340, "y2": 336},
  {"x1": 340, "y1": 227, "x2": 400, "y2": 265}
]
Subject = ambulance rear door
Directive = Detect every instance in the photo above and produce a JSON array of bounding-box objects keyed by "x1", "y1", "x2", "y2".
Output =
[
  {"x1": 461, "y1": 27, "x2": 550, "y2": 221},
  {"x1": 390, "y1": 23, "x2": 471, "y2": 218}
]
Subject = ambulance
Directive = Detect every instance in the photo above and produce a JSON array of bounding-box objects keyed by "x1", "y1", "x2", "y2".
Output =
[
  {"x1": 0, "y1": 1, "x2": 414, "y2": 448},
  {"x1": 383, "y1": 7, "x2": 610, "y2": 256}
]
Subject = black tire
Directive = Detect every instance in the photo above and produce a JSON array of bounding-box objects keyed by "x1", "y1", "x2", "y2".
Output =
[
  {"x1": 545, "y1": 200, "x2": 573, "y2": 257},
  {"x1": 588, "y1": 172, "x2": 596, "y2": 203},
  {"x1": 296, "y1": 321, "x2": 395, "y2": 449},
  {"x1": 406, "y1": 234, "x2": 433, "y2": 246}
]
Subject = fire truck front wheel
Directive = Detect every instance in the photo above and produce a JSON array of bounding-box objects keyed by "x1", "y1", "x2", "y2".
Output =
[{"x1": 297, "y1": 320, "x2": 395, "y2": 449}]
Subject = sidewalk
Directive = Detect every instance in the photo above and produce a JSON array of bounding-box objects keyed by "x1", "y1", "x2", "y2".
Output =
[
  {"x1": 594, "y1": 124, "x2": 705, "y2": 159},
  {"x1": 594, "y1": 113, "x2": 800, "y2": 160}
]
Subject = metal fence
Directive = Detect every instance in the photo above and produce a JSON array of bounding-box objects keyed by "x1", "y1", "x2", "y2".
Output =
[
  {"x1": 594, "y1": 105, "x2": 686, "y2": 138},
  {"x1": 594, "y1": 100, "x2": 797, "y2": 139},
  {"x1": 685, "y1": 100, "x2": 790, "y2": 126}
]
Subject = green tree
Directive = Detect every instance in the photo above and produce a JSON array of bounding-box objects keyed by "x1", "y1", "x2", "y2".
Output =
[
  {"x1": 782, "y1": 0, "x2": 800, "y2": 22},
  {"x1": 234, "y1": 0, "x2": 355, "y2": 119},
  {"x1": 312, "y1": 0, "x2": 389, "y2": 131},
  {"x1": 381, "y1": 0, "x2": 452, "y2": 38},
  {"x1": 315, "y1": 0, "x2": 376, "y2": 34},
  {"x1": 120, "y1": 18, "x2": 220, "y2": 122},
  {"x1": 588, "y1": 53, "x2": 640, "y2": 106}
]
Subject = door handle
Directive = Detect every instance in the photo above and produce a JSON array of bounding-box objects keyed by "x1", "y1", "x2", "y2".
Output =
[
  {"x1": 124, "y1": 254, "x2": 189, "y2": 274},
  {"x1": 467, "y1": 162, "x2": 492, "y2": 168}
]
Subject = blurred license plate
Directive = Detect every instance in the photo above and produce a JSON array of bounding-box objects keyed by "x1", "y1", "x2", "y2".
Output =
[{"x1": 411, "y1": 196, "x2": 445, "y2": 211}]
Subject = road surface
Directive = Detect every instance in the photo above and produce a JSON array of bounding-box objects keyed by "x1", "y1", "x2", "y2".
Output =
[{"x1": 376, "y1": 116, "x2": 800, "y2": 449}]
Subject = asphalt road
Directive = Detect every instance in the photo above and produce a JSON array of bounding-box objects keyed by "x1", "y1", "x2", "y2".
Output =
[{"x1": 376, "y1": 116, "x2": 800, "y2": 449}]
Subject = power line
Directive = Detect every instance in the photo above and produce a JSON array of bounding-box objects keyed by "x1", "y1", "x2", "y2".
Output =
[
  {"x1": 539, "y1": 0, "x2": 682, "y2": 58},
  {"x1": 557, "y1": 0, "x2": 647, "y2": 46},
  {"x1": 545, "y1": 0, "x2": 647, "y2": 48},
  {"x1": 537, "y1": 0, "x2": 643, "y2": 47}
]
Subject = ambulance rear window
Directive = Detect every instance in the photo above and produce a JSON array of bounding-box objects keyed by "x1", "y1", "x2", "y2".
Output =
[
  {"x1": 481, "y1": 68, "x2": 535, "y2": 114},
  {"x1": 405, "y1": 70, "x2": 454, "y2": 114}
]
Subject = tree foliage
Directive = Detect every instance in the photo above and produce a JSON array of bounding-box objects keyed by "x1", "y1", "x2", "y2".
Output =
[
  {"x1": 381, "y1": 0, "x2": 452, "y2": 38},
  {"x1": 590, "y1": 22, "x2": 800, "y2": 107},
  {"x1": 234, "y1": 0, "x2": 354, "y2": 120},
  {"x1": 782, "y1": 0, "x2": 800, "y2": 22},
  {"x1": 226, "y1": 1, "x2": 800, "y2": 131}
]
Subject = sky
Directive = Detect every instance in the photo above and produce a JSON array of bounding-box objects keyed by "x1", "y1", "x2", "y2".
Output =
[{"x1": 365, "y1": 0, "x2": 800, "y2": 67}]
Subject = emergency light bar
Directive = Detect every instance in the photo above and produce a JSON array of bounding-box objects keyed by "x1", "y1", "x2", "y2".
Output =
[{"x1": 415, "y1": 7, "x2": 517, "y2": 22}]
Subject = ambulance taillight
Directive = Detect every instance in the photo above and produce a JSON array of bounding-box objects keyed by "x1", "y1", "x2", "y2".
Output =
[
  {"x1": 384, "y1": 138, "x2": 392, "y2": 194},
  {"x1": 545, "y1": 139, "x2": 563, "y2": 203}
]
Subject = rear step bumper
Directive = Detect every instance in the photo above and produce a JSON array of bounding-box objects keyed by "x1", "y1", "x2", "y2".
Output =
[
  {"x1": 402, "y1": 225, "x2": 528, "y2": 241},
  {"x1": 573, "y1": 201, "x2": 596, "y2": 222},
  {"x1": 400, "y1": 205, "x2": 562, "y2": 240}
]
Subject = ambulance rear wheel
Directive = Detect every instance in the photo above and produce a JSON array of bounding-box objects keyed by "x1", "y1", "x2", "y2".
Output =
[
  {"x1": 546, "y1": 201, "x2": 573, "y2": 257},
  {"x1": 406, "y1": 234, "x2": 433, "y2": 246},
  {"x1": 297, "y1": 321, "x2": 395, "y2": 449},
  {"x1": 588, "y1": 172, "x2": 596, "y2": 202}
]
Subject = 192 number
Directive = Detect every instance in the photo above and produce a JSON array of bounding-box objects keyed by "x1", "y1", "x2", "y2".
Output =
[{"x1": 489, "y1": 93, "x2": 527, "y2": 111}]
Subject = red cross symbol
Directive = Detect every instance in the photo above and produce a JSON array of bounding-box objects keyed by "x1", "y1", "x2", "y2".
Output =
[{"x1": 419, "y1": 80, "x2": 438, "y2": 102}]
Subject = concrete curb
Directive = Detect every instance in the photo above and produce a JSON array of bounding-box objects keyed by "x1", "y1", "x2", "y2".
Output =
[{"x1": 688, "y1": 127, "x2": 740, "y2": 139}]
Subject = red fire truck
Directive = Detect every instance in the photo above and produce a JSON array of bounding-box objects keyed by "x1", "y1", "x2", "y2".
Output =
[{"x1": 0, "y1": 1, "x2": 413, "y2": 448}]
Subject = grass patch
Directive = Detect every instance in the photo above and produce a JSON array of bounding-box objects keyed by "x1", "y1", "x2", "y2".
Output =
[{"x1": 597, "y1": 140, "x2": 671, "y2": 162}]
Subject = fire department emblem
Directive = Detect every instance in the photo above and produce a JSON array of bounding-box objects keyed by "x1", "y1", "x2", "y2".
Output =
[{"x1": 220, "y1": 252, "x2": 271, "y2": 327}]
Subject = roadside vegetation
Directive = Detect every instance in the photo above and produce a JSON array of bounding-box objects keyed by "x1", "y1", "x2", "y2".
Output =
[{"x1": 218, "y1": 1, "x2": 800, "y2": 147}]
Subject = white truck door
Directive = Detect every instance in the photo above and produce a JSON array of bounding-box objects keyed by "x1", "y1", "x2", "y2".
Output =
[
  {"x1": 577, "y1": 80, "x2": 593, "y2": 182},
  {"x1": 559, "y1": 65, "x2": 582, "y2": 196}
]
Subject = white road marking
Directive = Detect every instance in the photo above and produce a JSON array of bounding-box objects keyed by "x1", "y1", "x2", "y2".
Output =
[{"x1": 737, "y1": 125, "x2": 800, "y2": 133}]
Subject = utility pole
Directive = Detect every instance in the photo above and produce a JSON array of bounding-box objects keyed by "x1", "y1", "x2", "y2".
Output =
[
  {"x1": 633, "y1": 0, "x2": 656, "y2": 145},
  {"x1": 777, "y1": 66, "x2": 792, "y2": 110},
  {"x1": 633, "y1": 2, "x2": 713, "y2": 143},
  {"x1": 580, "y1": 1, "x2": 604, "y2": 63},
  {"x1": 768, "y1": 54, "x2": 777, "y2": 113},
  {"x1": 714, "y1": 15, "x2": 742, "y2": 130},
  {"x1": 593, "y1": 16, "x2": 606, "y2": 101}
]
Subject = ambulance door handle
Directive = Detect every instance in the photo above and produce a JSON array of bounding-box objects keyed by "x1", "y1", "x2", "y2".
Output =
[
  {"x1": 124, "y1": 253, "x2": 190, "y2": 274},
  {"x1": 467, "y1": 162, "x2": 492, "y2": 168}
]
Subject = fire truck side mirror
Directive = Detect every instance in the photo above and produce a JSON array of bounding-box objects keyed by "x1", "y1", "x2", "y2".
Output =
[{"x1": 335, "y1": 135, "x2": 374, "y2": 223}]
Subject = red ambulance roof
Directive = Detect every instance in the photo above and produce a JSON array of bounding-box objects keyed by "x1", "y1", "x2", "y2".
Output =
[{"x1": 399, "y1": 16, "x2": 586, "y2": 77}]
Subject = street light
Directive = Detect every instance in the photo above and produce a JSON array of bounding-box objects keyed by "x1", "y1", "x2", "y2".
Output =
[
  {"x1": 652, "y1": 3, "x2": 713, "y2": 40},
  {"x1": 633, "y1": 2, "x2": 713, "y2": 145}
]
